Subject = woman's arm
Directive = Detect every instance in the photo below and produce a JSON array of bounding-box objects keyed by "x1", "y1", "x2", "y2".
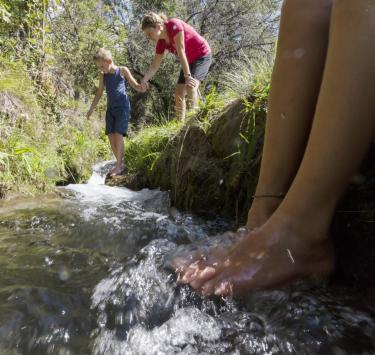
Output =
[
  {"x1": 120, "y1": 66, "x2": 144, "y2": 92},
  {"x1": 87, "y1": 73, "x2": 104, "y2": 119},
  {"x1": 174, "y1": 31, "x2": 198, "y2": 88},
  {"x1": 142, "y1": 53, "x2": 164, "y2": 85}
]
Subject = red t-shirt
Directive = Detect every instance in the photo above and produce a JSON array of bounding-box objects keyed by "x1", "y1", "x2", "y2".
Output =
[{"x1": 155, "y1": 18, "x2": 211, "y2": 64}]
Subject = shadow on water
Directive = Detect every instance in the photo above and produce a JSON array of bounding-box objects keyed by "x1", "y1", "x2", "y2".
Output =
[{"x1": 0, "y1": 161, "x2": 374, "y2": 354}]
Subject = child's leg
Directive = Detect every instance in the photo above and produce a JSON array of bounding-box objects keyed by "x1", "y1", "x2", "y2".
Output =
[
  {"x1": 108, "y1": 133, "x2": 117, "y2": 174},
  {"x1": 111, "y1": 133, "x2": 124, "y2": 174},
  {"x1": 183, "y1": 0, "x2": 375, "y2": 296},
  {"x1": 175, "y1": 84, "x2": 187, "y2": 120}
]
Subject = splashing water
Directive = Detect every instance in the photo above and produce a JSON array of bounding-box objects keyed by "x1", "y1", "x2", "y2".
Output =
[{"x1": 0, "y1": 161, "x2": 374, "y2": 354}]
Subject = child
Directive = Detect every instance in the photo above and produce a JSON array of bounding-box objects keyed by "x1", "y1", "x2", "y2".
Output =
[{"x1": 86, "y1": 48, "x2": 144, "y2": 177}]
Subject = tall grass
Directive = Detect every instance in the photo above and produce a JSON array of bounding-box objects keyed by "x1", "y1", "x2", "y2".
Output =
[
  {"x1": 220, "y1": 57, "x2": 272, "y2": 100},
  {"x1": 125, "y1": 120, "x2": 183, "y2": 174}
]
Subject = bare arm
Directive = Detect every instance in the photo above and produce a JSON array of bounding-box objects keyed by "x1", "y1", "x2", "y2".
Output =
[
  {"x1": 120, "y1": 66, "x2": 144, "y2": 92},
  {"x1": 174, "y1": 31, "x2": 198, "y2": 88},
  {"x1": 174, "y1": 31, "x2": 190, "y2": 76},
  {"x1": 87, "y1": 73, "x2": 104, "y2": 119},
  {"x1": 142, "y1": 53, "x2": 164, "y2": 84}
]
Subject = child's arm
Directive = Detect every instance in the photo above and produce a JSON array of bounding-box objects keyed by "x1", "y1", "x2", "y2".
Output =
[
  {"x1": 86, "y1": 73, "x2": 104, "y2": 119},
  {"x1": 120, "y1": 66, "x2": 145, "y2": 93}
]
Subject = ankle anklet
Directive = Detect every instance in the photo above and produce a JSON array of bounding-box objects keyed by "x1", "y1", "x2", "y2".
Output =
[{"x1": 252, "y1": 194, "x2": 285, "y2": 199}]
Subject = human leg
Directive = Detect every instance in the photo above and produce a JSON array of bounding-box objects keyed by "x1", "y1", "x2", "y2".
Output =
[
  {"x1": 175, "y1": 84, "x2": 187, "y2": 120},
  {"x1": 170, "y1": 0, "x2": 332, "y2": 275},
  {"x1": 110, "y1": 133, "x2": 125, "y2": 175},
  {"x1": 186, "y1": 83, "x2": 199, "y2": 111},
  {"x1": 182, "y1": 0, "x2": 375, "y2": 296},
  {"x1": 108, "y1": 133, "x2": 118, "y2": 175},
  {"x1": 247, "y1": 0, "x2": 332, "y2": 229},
  {"x1": 186, "y1": 55, "x2": 211, "y2": 113}
]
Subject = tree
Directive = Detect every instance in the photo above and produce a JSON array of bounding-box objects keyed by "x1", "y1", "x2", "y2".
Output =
[{"x1": 47, "y1": 0, "x2": 128, "y2": 100}]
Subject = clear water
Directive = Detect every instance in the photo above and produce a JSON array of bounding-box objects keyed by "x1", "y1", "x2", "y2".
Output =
[{"x1": 0, "y1": 161, "x2": 374, "y2": 354}]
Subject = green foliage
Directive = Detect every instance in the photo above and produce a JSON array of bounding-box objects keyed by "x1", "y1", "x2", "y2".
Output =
[
  {"x1": 125, "y1": 120, "x2": 183, "y2": 174},
  {"x1": 0, "y1": 56, "x2": 111, "y2": 196},
  {"x1": 0, "y1": 58, "x2": 40, "y2": 112},
  {"x1": 48, "y1": 0, "x2": 128, "y2": 99},
  {"x1": 0, "y1": 117, "x2": 111, "y2": 194},
  {"x1": 0, "y1": 0, "x2": 277, "y2": 199},
  {"x1": 194, "y1": 87, "x2": 226, "y2": 134},
  {"x1": 58, "y1": 126, "x2": 110, "y2": 183},
  {"x1": 0, "y1": 128, "x2": 65, "y2": 194},
  {"x1": 238, "y1": 64, "x2": 271, "y2": 163},
  {"x1": 220, "y1": 57, "x2": 272, "y2": 100},
  {"x1": 0, "y1": 1, "x2": 11, "y2": 24}
]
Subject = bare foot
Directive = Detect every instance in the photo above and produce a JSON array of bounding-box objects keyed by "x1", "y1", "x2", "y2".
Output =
[
  {"x1": 166, "y1": 230, "x2": 247, "y2": 276},
  {"x1": 110, "y1": 164, "x2": 125, "y2": 177},
  {"x1": 176, "y1": 215, "x2": 335, "y2": 296},
  {"x1": 108, "y1": 166, "x2": 117, "y2": 176},
  {"x1": 167, "y1": 197, "x2": 283, "y2": 281}
]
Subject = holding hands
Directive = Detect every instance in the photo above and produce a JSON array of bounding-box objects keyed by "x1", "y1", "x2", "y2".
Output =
[{"x1": 140, "y1": 78, "x2": 150, "y2": 93}]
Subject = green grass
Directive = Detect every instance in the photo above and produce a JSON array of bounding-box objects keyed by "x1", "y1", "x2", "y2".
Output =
[
  {"x1": 0, "y1": 58, "x2": 40, "y2": 113},
  {"x1": 125, "y1": 120, "x2": 183, "y2": 174},
  {"x1": 0, "y1": 53, "x2": 272, "y2": 198},
  {"x1": 220, "y1": 57, "x2": 272, "y2": 101},
  {"x1": 0, "y1": 56, "x2": 111, "y2": 196}
]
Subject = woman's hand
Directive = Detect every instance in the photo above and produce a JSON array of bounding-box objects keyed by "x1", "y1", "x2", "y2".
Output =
[
  {"x1": 140, "y1": 78, "x2": 150, "y2": 92},
  {"x1": 185, "y1": 75, "x2": 199, "y2": 88}
]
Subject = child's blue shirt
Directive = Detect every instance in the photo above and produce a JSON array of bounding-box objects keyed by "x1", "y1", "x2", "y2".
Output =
[{"x1": 104, "y1": 68, "x2": 130, "y2": 108}]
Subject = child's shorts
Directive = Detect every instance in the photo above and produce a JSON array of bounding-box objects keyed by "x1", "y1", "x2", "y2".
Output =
[{"x1": 105, "y1": 105, "x2": 130, "y2": 137}]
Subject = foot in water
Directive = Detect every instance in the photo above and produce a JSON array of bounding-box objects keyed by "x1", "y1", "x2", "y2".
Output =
[
  {"x1": 167, "y1": 196, "x2": 283, "y2": 283},
  {"x1": 170, "y1": 213, "x2": 335, "y2": 296}
]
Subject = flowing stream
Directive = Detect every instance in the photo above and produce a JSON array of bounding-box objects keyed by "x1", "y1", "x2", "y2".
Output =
[{"x1": 0, "y1": 161, "x2": 375, "y2": 354}]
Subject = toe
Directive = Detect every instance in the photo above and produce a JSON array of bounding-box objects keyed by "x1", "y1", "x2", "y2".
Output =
[
  {"x1": 179, "y1": 260, "x2": 207, "y2": 283},
  {"x1": 189, "y1": 266, "x2": 217, "y2": 289}
]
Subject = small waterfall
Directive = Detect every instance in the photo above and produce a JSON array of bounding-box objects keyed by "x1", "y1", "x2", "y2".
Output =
[{"x1": 87, "y1": 160, "x2": 115, "y2": 185}]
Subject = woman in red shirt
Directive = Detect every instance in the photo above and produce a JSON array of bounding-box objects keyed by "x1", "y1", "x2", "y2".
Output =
[{"x1": 141, "y1": 13, "x2": 212, "y2": 120}]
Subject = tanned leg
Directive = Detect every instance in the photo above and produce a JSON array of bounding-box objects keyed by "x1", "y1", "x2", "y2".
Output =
[
  {"x1": 175, "y1": 84, "x2": 187, "y2": 120},
  {"x1": 186, "y1": 82, "x2": 200, "y2": 112},
  {"x1": 182, "y1": 0, "x2": 375, "y2": 296},
  {"x1": 169, "y1": 0, "x2": 332, "y2": 276},
  {"x1": 248, "y1": 0, "x2": 332, "y2": 229},
  {"x1": 108, "y1": 133, "x2": 117, "y2": 175},
  {"x1": 110, "y1": 132, "x2": 125, "y2": 176}
]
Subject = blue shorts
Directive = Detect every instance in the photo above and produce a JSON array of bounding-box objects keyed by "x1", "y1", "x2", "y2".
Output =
[{"x1": 105, "y1": 105, "x2": 130, "y2": 137}]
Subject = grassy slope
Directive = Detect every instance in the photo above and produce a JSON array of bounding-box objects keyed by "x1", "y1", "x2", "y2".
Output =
[{"x1": 0, "y1": 58, "x2": 111, "y2": 197}]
